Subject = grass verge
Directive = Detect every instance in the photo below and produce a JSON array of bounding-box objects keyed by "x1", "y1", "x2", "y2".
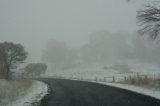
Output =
[{"x1": 0, "y1": 79, "x2": 33, "y2": 105}]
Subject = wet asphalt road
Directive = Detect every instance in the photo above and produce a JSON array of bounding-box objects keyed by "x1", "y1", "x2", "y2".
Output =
[{"x1": 39, "y1": 78, "x2": 160, "y2": 106}]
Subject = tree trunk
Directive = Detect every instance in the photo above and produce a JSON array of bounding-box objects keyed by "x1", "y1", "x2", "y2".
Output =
[
  {"x1": 6, "y1": 66, "x2": 10, "y2": 79},
  {"x1": 0, "y1": 62, "x2": 8, "y2": 79},
  {"x1": 4, "y1": 60, "x2": 10, "y2": 79}
]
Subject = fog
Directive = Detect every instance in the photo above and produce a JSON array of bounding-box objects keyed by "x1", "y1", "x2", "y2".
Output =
[{"x1": 1, "y1": 0, "x2": 158, "y2": 71}]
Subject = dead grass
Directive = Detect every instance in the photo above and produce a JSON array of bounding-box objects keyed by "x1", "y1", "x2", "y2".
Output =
[
  {"x1": 0, "y1": 79, "x2": 33, "y2": 105},
  {"x1": 121, "y1": 73, "x2": 160, "y2": 89}
]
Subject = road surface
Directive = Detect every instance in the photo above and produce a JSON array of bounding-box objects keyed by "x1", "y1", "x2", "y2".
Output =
[{"x1": 39, "y1": 78, "x2": 160, "y2": 106}]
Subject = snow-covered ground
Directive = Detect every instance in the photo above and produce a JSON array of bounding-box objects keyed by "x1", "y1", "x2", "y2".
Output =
[
  {"x1": 45, "y1": 62, "x2": 160, "y2": 82},
  {"x1": 0, "y1": 80, "x2": 48, "y2": 106},
  {"x1": 98, "y1": 82, "x2": 160, "y2": 100}
]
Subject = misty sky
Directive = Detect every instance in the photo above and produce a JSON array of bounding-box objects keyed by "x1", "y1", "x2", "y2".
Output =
[{"x1": 0, "y1": 0, "x2": 144, "y2": 62}]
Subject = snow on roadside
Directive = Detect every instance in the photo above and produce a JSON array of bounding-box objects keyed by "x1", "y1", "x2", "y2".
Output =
[
  {"x1": 8, "y1": 81, "x2": 48, "y2": 106},
  {"x1": 57, "y1": 76, "x2": 160, "y2": 100},
  {"x1": 97, "y1": 82, "x2": 160, "y2": 100},
  {"x1": 44, "y1": 62, "x2": 160, "y2": 100},
  {"x1": 45, "y1": 75, "x2": 160, "y2": 100}
]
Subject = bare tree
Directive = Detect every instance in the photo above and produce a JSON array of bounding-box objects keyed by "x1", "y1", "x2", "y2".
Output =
[
  {"x1": 137, "y1": 5, "x2": 160, "y2": 39},
  {"x1": 0, "y1": 42, "x2": 27, "y2": 79},
  {"x1": 126, "y1": 0, "x2": 160, "y2": 39}
]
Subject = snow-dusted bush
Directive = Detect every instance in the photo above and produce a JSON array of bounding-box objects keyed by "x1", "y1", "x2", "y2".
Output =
[{"x1": 23, "y1": 63, "x2": 47, "y2": 78}]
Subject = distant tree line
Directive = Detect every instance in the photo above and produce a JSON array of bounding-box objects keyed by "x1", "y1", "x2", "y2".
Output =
[{"x1": 42, "y1": 30, "x2": 160, "y2": 70}]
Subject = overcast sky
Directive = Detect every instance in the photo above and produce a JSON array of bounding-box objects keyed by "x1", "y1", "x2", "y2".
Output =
[{"x1": 0, "y1": 0, "x2": 144, "y2": 62}]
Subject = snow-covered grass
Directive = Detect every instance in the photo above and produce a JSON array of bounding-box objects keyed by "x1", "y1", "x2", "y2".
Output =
[
  {"x1": 45, "y1": 61, "x2": 160, "y2": 82},
  {"x1": 0, "y1": 79, "x2": 33, "y2": 105},
  {"x1": 120, "y1": 73, "x2": 160, "y2": 88},
  {"x1": 99, "y1": 82, "x2": 160, "y2": 100},
  {"x1": 45, "y1": 65, "x2": 132, "y2": 82},
  {"x1": 0, "y1": 79, "x2": 48, "y2": 106}
]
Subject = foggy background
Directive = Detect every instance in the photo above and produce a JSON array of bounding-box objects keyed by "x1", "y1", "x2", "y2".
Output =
[
  {"x1": 0, "y1": 0, "x2": 141, "y2": 60},
  {"x1": 1, "y1": 0, "x2": 159, "y2": 71}
]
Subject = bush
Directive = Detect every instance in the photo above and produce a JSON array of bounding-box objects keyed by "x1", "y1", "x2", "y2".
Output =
[{"x1": 23, "y1": 63, "x2": 47, "y2": 78}]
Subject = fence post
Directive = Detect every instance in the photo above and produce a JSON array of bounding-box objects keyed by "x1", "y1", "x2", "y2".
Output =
[
  {"x1": 112, "y1": 76, "x2": 115, "y2": 82},
  {"x1": 124, "y1": 76, "x2": 127, "y2": 82},
  {"x1": 137, "y1": 72, "x2": 140, "y2": 80},
  {"x1": 153, "y1": 74, "x2": 156, "y2": 81},
  {"x1": 94, "y1": 77, "x2": 97, "y2": 82},
  {"x1": 104, "y1": 77, "x2": 107, "y2": 82}
]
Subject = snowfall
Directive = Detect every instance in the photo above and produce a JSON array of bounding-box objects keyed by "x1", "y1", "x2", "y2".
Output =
[{"x1": 0, "y1": 80, "x2": 48, "y2": 106}]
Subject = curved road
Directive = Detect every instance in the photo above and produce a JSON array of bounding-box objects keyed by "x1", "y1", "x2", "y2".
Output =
[{"x1": 39, "y1": 78, "x2": 160, "y2": 106}]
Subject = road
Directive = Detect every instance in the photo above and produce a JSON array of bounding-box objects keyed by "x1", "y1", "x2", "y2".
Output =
[{"x1": 39, "y1": 78, "x2": 160, "y2": 106}]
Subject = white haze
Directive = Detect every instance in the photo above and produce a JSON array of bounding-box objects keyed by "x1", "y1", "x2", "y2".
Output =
[{"x1": 0, "y1": 0, "x2": 143, "y2": 61}]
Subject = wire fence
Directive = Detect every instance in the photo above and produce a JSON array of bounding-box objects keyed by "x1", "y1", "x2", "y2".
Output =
[{"x1": 51, "y1": 72, "x2": 160, "y2": 83}]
